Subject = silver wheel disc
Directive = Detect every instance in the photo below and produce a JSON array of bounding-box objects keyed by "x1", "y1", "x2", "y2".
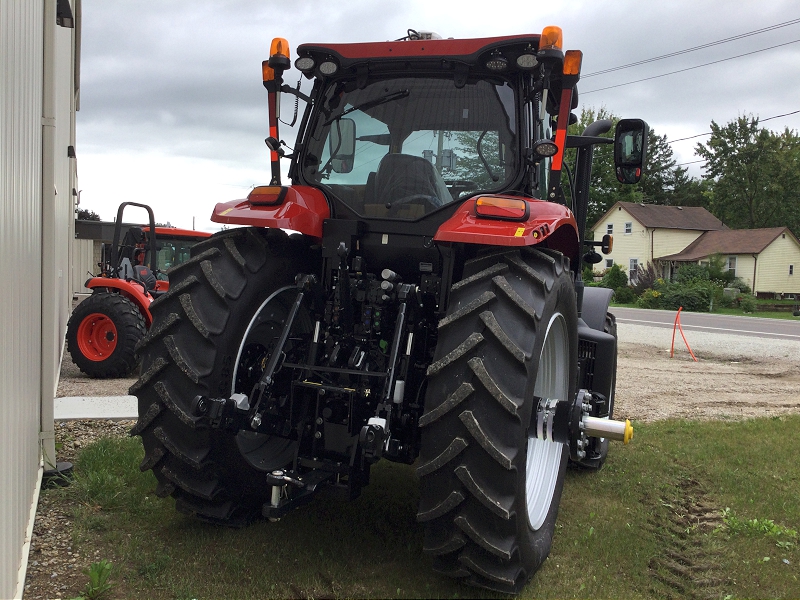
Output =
[{"x1": 526, "y1": 312, "x2": 569, "y2": 530}]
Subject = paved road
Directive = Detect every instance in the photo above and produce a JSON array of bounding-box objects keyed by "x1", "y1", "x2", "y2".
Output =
[{"x1": 612, "y1": 306, "x2": 800, "y2": 342}]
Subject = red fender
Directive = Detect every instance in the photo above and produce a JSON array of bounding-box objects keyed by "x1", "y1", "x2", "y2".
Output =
[
  {"x1": 211, "y1": 185, "x2": 330, "y2": 240},
  {"x1": 84, "y1": 277, "x2": 154, "y2": 326},
  {"x1": 434, "y1": 196, "x2": 580, "y2": 264}
]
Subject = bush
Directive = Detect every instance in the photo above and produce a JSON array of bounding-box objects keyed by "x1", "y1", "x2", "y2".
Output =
[
  {"x1": 661, "y1": 284, "x2": 712, "y2": 312},
  {"x1": 599, "y1": 264, "x2": 628, "y2": 290},
  {"x1": 739, "y1": 295, "x2": 756, "y2": 313},
  {"x1": 613, "y1": 287, "x2": 636, "y2": 304},
  {"x1": 631, "y1": 262, "x2": 659, "y2": 296},
  {"x1": 730, "y1": 277, "x2": 752, "y2": 295},
  {"x1": 674, "y1": 262, "x2": 710, "y2": 285},
  {"x1": 637, "y1": 288, "x2": 663, "y2": 309}
]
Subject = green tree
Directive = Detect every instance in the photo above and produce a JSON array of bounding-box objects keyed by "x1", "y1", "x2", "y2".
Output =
[
  {"x1": 77, "y1": 208, "x2": 102, "y2": 221},
  {"x1": 695, "y1": 115, "x2": 800, "y2": 233},
  {"x1": 639, "y1": 129, "x2": 707, "y2": 208},
  {"x1": 565, "y1": 108, "x2": 705, "y2": 226},
  {"x1": 563, "y1": 107, "x2": 641, "y2": 226},
  {"x1": 450, "y1": 130, "x2": 504, "y2": 191}
]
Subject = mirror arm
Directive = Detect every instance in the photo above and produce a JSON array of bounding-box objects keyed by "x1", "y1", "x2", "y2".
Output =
[
  {"x1": 565, "y1": 135, "x2": 612, "y2": 149},
  {"x1": 280, "y1": 83, "x2": 312, "y2": 104}
]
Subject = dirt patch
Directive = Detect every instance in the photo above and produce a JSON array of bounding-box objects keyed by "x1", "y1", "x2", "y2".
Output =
[
  {"x1": 645, "y1": 477, "x2": 727, "y2": 599},
  {"x1": 614, "y1": 342, "x2": 800, "y2": 423},
  {"x1": 56, "y1": 354, "x2": 138, "y2": 398}
]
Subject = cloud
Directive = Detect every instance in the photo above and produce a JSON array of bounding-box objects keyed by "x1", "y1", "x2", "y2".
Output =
[{"x1": 76, "y1": 0, "x2": 800, "y2": 222}]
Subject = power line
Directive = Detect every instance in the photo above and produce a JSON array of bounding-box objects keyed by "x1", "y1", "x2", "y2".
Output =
[
  {"x1": 583, "y1": 17, "x2": 800, "y2": 77},
  {"x1": 668, "y1": 110, "x2": 800, "y2": 144},
  {"x1": 582, "y1": 39, "x2": 800, "y2": 95},
  {"x1": 669, "y1": 132, "x2": 711, "y2": 143},
  {"x1": 762, "y1": 109, "x2": 800, "y2": 122}
]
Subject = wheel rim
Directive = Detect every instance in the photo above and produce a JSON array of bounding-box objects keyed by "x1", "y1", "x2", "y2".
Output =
[
  {"x1": 231, "y1": 286, "x2": 311, "y2": 471},
  {"x1": 76, "y1": 312, "x2": 117, "y2": 361},
  {"x1": 526, "y1": 312, "x2": 569, "y2": 530}
]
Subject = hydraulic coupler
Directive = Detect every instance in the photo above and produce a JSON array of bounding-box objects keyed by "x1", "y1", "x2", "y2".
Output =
[{"x1": 532, "y1": 389, "x2": 633, "y2": 460}]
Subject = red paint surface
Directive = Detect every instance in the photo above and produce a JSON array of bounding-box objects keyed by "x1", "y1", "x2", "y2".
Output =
[{"x1": 211, "y1": 185, "x2": 331, "y2": 239}]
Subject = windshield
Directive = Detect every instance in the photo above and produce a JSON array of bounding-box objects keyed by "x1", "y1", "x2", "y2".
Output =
[
  {"x1": 301, "y1": 76, "x2": 518, "y2": 219},
  {"x1": 145, "y1": 238, "x2": 203, "y2": 275}
]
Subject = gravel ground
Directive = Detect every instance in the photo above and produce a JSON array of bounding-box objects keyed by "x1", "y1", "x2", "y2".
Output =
[
  {"x1": 613, "y1": 323, "x2": 800, "y2": 422},
  {"x1": 23, "y1": 322, "x2": 800, "y2": 599}
]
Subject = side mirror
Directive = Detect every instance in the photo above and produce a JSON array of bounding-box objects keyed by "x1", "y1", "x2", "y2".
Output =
[
  {"x1": 329, "y1": 118, "x2": 356, "y2": 173},
  {"x1": 614, "y1": 119, "x2": 649, "y2": 184}
]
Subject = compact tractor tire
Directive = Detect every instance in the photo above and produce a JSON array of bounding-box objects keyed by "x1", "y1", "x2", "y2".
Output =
[
  {"x1": 66, "y1": 292, "x2": 146, "y2": 378},
  {"x1": 417, "y1": 247, "x2": 577, "y2": 594},
  {"x1": 130, "y1": 227, "x2": 316, "y2": 526}
]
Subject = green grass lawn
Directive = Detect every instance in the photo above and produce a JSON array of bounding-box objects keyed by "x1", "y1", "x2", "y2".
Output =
[
  {"x1": 610, "y1": 301, "x2": 800, "y2": 321},
  {"x1": 51, "y1": 416, "x2": 800, "y2": 599}
]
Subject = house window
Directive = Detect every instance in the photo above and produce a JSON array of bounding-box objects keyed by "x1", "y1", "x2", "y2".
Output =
[
  {"x1": 625, "y1": 222, "x2": 632, "y2": 234},
  {"x1": 727, "y1": 256, "x2": 736, "y2": 275},
  {"x1": 629, "y1": 258, "x2": 638, "y2": 282},
  {"x1": 606, "y1": 259, "x2": 614, "y2": 269},
  {"x1": 606, "y1": 223, "x2": 613, "y2": 235},
  {"x1": 790, "y1": 265, "x2": 794, "y2": 276}
]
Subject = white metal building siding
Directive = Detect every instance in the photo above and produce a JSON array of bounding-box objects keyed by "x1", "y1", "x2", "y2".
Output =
[
  {"x1": 72, "y1": 237, "x2": 95, "y2": 293},
  {"x1": 0, "y1": 2, "x2": 45, "y2": 597},
  {"x1": 0, "y1": 1, "x2": 77, "y2": 596}
]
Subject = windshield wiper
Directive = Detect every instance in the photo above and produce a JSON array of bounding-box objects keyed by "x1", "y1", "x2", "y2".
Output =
[
  {"x1": 323, "y1": 89, "x2": 410, "y2": 126},
  {"x1": 478, "y1": 130, "x2": 500, "y2": 182}
]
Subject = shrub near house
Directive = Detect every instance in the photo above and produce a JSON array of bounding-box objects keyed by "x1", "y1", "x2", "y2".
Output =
[{"x1": 628, "y1": 258, "x2": 757, "y2": 313}]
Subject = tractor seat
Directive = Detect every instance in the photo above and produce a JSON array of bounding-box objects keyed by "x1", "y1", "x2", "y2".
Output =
[
  {"x1": 132, "y1": 265, "x2": 157, "y2": 294},
  {"x1": 372, "y1": 153, "x2": 450, "y2": 212}
]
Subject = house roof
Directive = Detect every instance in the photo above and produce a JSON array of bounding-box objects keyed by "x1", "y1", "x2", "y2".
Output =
[
  {"x1": 593, "y1": 202, "x2": 728, "y2": 232},
  {"x1": 657, "y1": 227, "x2": 792, "y2": 261}
]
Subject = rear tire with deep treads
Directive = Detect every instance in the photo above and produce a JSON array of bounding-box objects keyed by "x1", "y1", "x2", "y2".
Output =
[
  {"x1": 417, "y1": 247, "x2": 577, "y2": 593},
  {"x1": 130, "y1": 227, "x2": 316, "y2": 526},
  {"x1": 66, "y1": 291, "x2": 146, "y2": 378}
]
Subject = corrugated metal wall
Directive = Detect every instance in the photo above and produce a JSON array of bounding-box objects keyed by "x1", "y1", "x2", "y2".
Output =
[
  {"x1": 72, "y1": 238, "x2": 96, "y2": 294},
  {"x1": 0, "y1": 0, "x2": 78, "y2": 596},
  {"x1": 0, "y1": 2, "x2": 45, "y2": 596}
]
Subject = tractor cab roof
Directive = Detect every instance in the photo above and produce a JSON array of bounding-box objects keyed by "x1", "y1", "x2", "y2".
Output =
[
  {"x1": 297, "y1": 34, "x2": 541, "y2": 68},
  {"x1": 292, "y1": 32, "x2": 575, "y2": 80}
]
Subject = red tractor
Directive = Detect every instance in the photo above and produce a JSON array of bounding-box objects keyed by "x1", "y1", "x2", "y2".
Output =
[
  {"x1": 132, "y1": 28, "x2": 646, "y2": 593},
  {"x1": 67, "y1": 202, "x2": 210, "y2": 378}
]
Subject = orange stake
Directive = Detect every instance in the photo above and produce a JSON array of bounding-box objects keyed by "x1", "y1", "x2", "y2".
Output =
[{"x1": 670, "y1": 307, "x2": 698, "y2": 361}]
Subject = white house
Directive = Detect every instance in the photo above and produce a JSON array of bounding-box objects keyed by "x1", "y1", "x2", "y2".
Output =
[
  {"x1": 1, "y1": 1, "x2": 79, "y2": 596},
  {"x1": 658, "y1": 227, "x2": 800, "y2": 297},
  {"x1": 591, "y1": 202, "x2": 727, "y2": 281},
  {"x1": 591, "y1": 202, "x2": 799, "y2": 296}
]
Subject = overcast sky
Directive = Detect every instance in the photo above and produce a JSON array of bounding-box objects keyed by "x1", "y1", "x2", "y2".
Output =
[{"x1": 76, "y1": 0, "x2": 800, "y2": 231}]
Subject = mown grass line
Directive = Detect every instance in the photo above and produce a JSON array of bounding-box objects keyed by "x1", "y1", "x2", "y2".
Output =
[
  {"x1": 611, "y1": 302, "x2": 800, "y2": 321},
  {"x1": 49, "y1": 416, "x2": 800, "y2": 598}
]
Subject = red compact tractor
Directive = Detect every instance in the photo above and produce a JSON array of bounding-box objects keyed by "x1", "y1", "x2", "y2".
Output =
[
  {"x1": 132, "y1": 28, "x2": 646, "y2": 592},
  {"x1": 67, "y1": 202, "x2": 210, "y2": 378}
]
